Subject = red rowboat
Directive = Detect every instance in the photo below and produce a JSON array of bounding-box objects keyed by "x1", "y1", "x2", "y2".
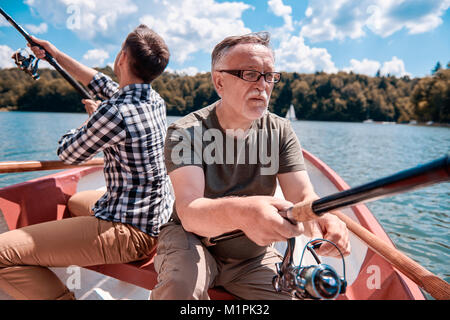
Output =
[{"x1": 0, "y1": 149, "x2": 425, "y2": 300}]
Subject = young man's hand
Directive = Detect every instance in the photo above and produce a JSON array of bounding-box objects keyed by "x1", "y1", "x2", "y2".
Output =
[
  {"x1": 82, "y1": 99, "x2": 101, "y2": 116},
  {"x1": 27, "y1": 36, "x2": 60, "y2": 60}
]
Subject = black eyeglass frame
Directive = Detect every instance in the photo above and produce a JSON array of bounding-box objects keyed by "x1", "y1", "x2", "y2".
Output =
[{"x1": 218, "y1": 70, "x2": 281, "y2": 83}]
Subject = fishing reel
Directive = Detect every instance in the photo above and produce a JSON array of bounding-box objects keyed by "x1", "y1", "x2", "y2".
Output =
[
  {"x1": 12, "y1": 48, "x2": 40, "y2": 80},
  {"x1": 273, "y1": 238, "x2": 347, "y2": 300}
]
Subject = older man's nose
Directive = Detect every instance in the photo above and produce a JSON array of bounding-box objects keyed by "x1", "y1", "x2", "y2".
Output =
[{"x1": 254, "y1": 74, "x2": 268, "y2": 91}]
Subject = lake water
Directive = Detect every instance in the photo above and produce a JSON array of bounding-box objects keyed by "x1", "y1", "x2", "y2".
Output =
[{"x1": 0, "y1": 111, "x2": 449, "y2": 297}]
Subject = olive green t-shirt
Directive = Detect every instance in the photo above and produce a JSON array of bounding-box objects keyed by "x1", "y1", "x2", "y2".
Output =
[{"x1": 164, "y1": 102, "x2": 305, "y2": 260}]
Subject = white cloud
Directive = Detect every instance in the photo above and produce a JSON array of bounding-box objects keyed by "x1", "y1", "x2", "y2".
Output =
[
  {"x1": 300, "y1": 0, "x2": 368, "y2": 42},
  {"x1": 305, "y1": 6, "x2": 313, "y2": 17},
  {"x1": 25, "y1": 0, "x2": 138, "y2": 40},
  {"x1": 274, "y1": 35, "x2": 337, "y2": 73},
  {"x1": 380, "y1": 56, "x2": 411, "y2": 77},
  {"x1": 268, "y1": 0, "x2": 294, "y2": 32},
  {"x1": 300, "y1": 0, "x2": 450, "y2": 42},
  {"x1": 25, "y1": 0, "x2": 252, "y2": 65},
  {"x1": 0, "y1": 45, "x2": 15, "y2": 69},
  {"x1": 343, "y1": 56, "x2": 411, "y2": 77},
  {"x1": 139, "y1": 0, "x2": 252, "y2": 63},
  {"x1": 344, "y1": 58, "x2": 381, "y2": 76},
  {"x1": 25, "y1": 23, "x2": 48, "y2": 34},
  {"x1": 366, "y1": 0, "x2": 450, "y2": 37},
  {"x1": 166, "y1": 66, "x2": 202, "y2": 76},
  {"x1": 82, "y1": 49, "x2": 109, "y2": 67}
]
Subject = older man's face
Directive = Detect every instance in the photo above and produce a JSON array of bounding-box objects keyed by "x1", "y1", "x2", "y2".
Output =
[{"x1": 215, "y1": 43, "x2": 275, "y2": 121}]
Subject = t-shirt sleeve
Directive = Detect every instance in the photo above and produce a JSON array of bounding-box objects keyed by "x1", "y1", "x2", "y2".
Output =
[
  {"x1": 164, "y1": 124, "x2": 203, "y2": 173},
  {"x1": 278, "y1": 120, "x2": 306, "y2": 173}
]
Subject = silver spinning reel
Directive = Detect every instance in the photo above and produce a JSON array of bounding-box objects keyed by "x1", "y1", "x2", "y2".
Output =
[
  {"x1": 12, "y1": 48, "x2": 40, "y2": 80},
  {"x1": 273, "y1": 238, "x2": 347, "y2": 300}
]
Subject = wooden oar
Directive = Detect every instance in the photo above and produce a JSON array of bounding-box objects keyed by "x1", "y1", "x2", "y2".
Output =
[
  {"x1": 0, "y1": 158, "x2": 104, "y2": 174},
  {"x1": 289, "y1": 155, "x2": 450, "y2": 300},
  {"x1": 208, "y1": 155, "x2": 450, "y2": 299}
]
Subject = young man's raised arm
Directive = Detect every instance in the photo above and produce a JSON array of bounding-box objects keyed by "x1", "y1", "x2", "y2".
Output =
[{"x1": 28, "y1": 36, "x2": 97, "y2": 86}]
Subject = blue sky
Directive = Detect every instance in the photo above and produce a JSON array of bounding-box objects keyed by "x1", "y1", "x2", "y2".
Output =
[{"x1": 1, "y1": 0, "x2": 449, "y2": 78}]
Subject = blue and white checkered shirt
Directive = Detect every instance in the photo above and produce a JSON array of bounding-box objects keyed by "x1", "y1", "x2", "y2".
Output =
[{"x1": 57, "y1": 72, "x2": 174, "y2": 237}]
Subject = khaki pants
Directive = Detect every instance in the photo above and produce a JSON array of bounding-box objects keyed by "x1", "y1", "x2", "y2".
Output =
[
  {"x1": 150, "y1": 222, "x2": 295, "y2": 300},
  {"x1": 0, "y1": 191, "x2": 157, "y2": 300}
]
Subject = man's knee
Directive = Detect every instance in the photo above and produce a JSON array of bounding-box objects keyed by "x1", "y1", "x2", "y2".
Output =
[
  {"x1": 67, "y1": 190, "x2": 104, "y2": 217},
  {"x1": 0, "y1": 230, "x2": 26, "y2": 268}
]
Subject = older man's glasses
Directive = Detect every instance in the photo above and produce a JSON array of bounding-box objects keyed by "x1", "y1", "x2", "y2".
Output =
[{"x1": 219, "y1": 70, "x2": 281, "y2": 83}]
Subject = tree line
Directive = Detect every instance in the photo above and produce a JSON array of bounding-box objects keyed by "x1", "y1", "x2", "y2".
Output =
[{"x1": 1, "y1": 64, "x2": 448, "y2": 123}]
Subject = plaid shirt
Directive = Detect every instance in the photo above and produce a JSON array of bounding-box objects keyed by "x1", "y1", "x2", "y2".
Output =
[{"x1": 57, "y1": 72, "x2": 174, "y2": 236}]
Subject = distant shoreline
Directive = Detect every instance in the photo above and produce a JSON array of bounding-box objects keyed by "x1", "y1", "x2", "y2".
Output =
[
  {"x1": 362, "y1": 119, "x2": 450, "y2": 128},
  {"x1": 2, "y1": 107, "x2": 449, "y2": 128},
  {"x1": 0, "y1": 106, "x2": 18, "y2": 112}
]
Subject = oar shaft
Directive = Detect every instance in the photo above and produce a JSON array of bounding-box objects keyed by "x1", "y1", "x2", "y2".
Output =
[
  {"x1": 0, "y1": 7, "x2": 93, "y2": 99},
  {"x1": 0, "y1": 158, "x2": 104, "y2": 174}
]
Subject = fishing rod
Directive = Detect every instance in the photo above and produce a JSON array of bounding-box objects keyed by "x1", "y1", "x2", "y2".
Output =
[
  {"x1": 291, "y1": 154, "x2": 449, "y2": 221},
  {"x1": 206, "y1": 154, "x2": 450, "y2": 299},
  {"x1": 0, "y1": 7, "x2": 93, "y2": 99}
]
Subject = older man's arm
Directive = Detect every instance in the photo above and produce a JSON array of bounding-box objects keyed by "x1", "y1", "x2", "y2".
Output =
[
  {"x1": 278, "y1": 170, "x2": 351, "y2": 257},
  {"x1": 169, "y1": 165, "x2": 304, "y2": 246}
]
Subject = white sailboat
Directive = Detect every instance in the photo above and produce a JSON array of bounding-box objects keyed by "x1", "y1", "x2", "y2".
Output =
[{"x1": 285, "y1": 104, "x2": 297, "y2": 121}]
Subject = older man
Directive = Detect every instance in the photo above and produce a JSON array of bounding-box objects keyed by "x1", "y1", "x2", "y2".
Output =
[
  {"x1": 0, "y1": 25, "x2": 173, "y2": 300},
  {"x1": 151, "y1": 32, "x2": 350, "y2": 300}
]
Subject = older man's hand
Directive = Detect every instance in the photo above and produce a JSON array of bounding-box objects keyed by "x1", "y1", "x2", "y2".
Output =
[
  {"x1": 237, "y1": 196, "x2": 305, "y2": 246},
  {"x1": 303, "y1": 212, "x2": 351, "y2": 257}
]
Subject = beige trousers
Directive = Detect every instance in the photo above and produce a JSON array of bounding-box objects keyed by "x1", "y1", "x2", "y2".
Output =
[
  {"x1": 0, "y1": 190, "x2": 157, "y2": 300},
  {"x1": 150, "y1": 222, "x2": 295, "y2": 300}
]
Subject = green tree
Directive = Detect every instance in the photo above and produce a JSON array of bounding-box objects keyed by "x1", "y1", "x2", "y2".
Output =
[
  {"x1": 0, "y1": 66, "x2": 445, "y2": 123},
  {"x1": 272, "y1": 77, "x2": 292, "y2": 117},
  {"x1": 432, "y1": 61, "x2": 442, "y2": 75}
]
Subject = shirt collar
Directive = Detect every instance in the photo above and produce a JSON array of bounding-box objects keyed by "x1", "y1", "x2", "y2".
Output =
[{"x1": 114, "y1": 83, "x2": 152, "y2": 97}]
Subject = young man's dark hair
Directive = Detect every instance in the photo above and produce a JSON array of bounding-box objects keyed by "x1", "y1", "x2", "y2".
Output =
[{"x1": 124, "y1": 24, "x2": 170, "y2": 83}]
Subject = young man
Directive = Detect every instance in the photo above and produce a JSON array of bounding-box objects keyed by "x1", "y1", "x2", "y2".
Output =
[
  {"x1": 0, "y1": 25, "x2": 174, "y2": 300},
  {"x1": 151, "y1": 32, "x2": 350, "y2": 300}
]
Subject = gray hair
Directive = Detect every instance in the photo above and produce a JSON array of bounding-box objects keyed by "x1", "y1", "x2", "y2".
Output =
[{"x1": 211, "y1": 31, "x2": 273, "y2": 70}]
